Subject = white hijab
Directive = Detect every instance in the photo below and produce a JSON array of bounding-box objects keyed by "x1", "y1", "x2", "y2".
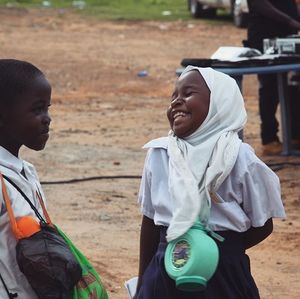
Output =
[{"x1": 166, "y1": 66, "x2": 247, "y2": 242}]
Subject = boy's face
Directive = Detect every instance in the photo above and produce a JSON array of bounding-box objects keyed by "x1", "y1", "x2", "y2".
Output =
[
  {"x1": 167, "y1": 70, "x2": 210, "y2": 138},
  {"x1": 0, "y1": 75, "x2": 52, "y2": 156}
]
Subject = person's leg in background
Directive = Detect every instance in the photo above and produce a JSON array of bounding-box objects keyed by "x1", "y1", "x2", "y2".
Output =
[
  {"x1": 288, "y1": 72, "x2": 300, "y2": 150},
  {"x1": 258, "y1": 73, "x2": 282, "y2": 155}
]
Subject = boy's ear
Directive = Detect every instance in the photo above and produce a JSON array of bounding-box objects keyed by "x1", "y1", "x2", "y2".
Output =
[
  {"x1": 0, "y1": 102, "x2": 10, "y2": 127},
  {"x1": 0, "y1": 109, "x2": 5, "y2": 127}
]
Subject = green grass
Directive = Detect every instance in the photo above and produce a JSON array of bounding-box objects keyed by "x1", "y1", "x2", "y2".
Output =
[{"x1": 0, "y1": 0, "x2": 192, "y2": 21}]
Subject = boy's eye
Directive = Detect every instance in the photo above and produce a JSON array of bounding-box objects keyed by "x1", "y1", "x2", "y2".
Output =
[
  {"x1": 33, "y1": 107, "x2": 42, "y2": 113},
  {"x1": 32, "y1": 105, "x2": 48, "y2": 114}
]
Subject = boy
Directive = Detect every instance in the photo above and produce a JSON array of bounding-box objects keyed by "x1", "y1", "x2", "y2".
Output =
[{"x1": 0, "y1": 59, "x2": 51, "y2": 298}]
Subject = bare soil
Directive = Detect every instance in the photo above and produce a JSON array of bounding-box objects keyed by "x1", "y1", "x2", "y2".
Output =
[{"x1": 0, "y1": 7, "x2": 299, "y2": 299}]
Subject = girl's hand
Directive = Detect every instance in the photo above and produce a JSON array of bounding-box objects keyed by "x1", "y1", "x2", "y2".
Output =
[{"x1": 243, "y1": 218, "x2": 273, "y2": 249}]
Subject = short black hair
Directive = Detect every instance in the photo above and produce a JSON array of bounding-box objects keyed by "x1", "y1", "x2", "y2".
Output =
[{"x1": 0, "y1": 59, "x2": 45, "y2": 105}]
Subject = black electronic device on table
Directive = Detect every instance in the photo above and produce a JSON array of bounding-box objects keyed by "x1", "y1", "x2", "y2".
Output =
[{"x1": 264, "y1": 35, "x2": 300, "y2": 54}]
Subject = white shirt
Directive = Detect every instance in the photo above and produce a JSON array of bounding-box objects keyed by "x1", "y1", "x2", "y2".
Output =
[
  {"x1": 0, "y1": 146, "x2": 46, "y2": 299},
  {"x1": 138, "y1": 141, "x2": 286, "y2": 232}
]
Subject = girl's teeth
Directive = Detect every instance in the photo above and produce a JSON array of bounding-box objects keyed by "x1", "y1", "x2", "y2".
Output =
[{"x1": 174, "y1": 112, "x2": 186, "y2": 119}]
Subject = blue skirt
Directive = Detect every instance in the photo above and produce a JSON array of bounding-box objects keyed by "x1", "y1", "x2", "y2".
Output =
[{"x1": 136, "y1": 227, "x2": 260, "y2": 299}]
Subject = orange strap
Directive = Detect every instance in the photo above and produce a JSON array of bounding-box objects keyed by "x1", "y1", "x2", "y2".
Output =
[
  {"x1": 0, "y1": 173, "x2": 53, "y2": 239},
  {"x1": 0, "y1": 173, "x2": 23, "y2": 239},
  {"x1": 36, "y1": 190, "x2": 53, "y2": 226}
]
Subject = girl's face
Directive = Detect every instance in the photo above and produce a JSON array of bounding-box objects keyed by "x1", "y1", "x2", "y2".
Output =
[
  {"x1": 167, "y1": 70, "x2": 210, "y2": 138},
  {"x1": 0, "y1": 75, "x2": 52, "y2": 157}
]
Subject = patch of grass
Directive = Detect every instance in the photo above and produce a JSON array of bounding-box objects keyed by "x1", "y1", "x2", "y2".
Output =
[{"x1": 0, "y1": 0, "x2": 192, "y2": 21}]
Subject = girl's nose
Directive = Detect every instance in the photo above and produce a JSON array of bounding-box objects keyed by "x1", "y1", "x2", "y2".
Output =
[{"x1": 171, "y1": 96, "x2": 184, "y2": 108}]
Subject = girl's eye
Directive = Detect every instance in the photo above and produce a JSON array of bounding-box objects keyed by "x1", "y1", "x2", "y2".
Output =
[{"x1": 185, "y1": 90, "x2": 195, "y2": 97}]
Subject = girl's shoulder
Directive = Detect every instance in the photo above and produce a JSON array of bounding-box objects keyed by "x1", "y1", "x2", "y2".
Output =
[
  {"x1": 143, "y1": 137, "x2": 168, "y2": 150},
  {"x1": 237, "y1": 142, "x2": 264, "y2": 166},
  {"x1": 142, "y1": 138, "x2": 169, "y2": 173},
  {"x1": 143, "y1": 137, "x2": 169, "y2": 164},
  {"x1": 234, "y1": 142, "x2": 276, "y2": 177}
]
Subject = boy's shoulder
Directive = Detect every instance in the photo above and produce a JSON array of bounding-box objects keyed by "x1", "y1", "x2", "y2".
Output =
[
  {"x1": 0, "y1": 147, "x2": 35, "y2": 173},
  {"x1": 22, "y1": 160, "x2": 40, "y2": 182},
  {"x1": 22, "y1": 160, "x2": 36, "y2": 171},
  {"x1": 0, "y1": 157, "x2": 38, "y2": 181}
]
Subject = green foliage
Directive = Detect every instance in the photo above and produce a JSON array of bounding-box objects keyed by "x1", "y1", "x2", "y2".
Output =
[{"x1": 0, "y1": 0, "x2": 191, "y2": 20}]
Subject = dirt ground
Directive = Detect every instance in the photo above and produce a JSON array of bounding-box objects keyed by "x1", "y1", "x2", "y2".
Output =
[{"x1": 0, "y1": 7, "x2": 300, "y2": 299}]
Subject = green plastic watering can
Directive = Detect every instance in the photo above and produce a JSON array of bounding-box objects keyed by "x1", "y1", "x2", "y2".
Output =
[{"x1": 164, "y1": 220, "x2": 219, "y2": 292}]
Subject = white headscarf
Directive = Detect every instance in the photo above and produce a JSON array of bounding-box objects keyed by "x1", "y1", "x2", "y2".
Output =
[{"x1": 166, "y1": 66, "x2": 247, "y2": 242}]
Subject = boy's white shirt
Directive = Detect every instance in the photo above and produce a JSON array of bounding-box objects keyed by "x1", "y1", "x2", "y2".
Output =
[{"x1": 0, "y1": 146, "x2": 44, "y2": 299}]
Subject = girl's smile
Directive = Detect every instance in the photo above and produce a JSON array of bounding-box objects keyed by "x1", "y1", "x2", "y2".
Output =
[{"x1": 173, "y1": 111, "x2": 191, "y2": 121}]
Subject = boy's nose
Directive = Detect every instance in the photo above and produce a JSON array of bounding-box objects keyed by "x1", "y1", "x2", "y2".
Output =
[{"x1": 42, "y1": 113, "x2": 51, "y2": 125}]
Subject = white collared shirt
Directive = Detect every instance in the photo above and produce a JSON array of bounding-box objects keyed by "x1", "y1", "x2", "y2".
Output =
[
  {"x1": 0, "y1": 146, "x2": 46, "y2": 299},
  {"x1": 138, "y1": 141, "x2": 286, "y2": 231}
]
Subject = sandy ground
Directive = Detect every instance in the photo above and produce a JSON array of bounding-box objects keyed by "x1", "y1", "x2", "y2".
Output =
[{"x1": 0, "y1": 7, "x2": 299, "y2": 299}]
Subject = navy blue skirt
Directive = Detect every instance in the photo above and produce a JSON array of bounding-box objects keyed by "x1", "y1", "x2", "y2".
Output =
[{"x1": 136, "y1": 227, "x2": 260, "y2": 299}]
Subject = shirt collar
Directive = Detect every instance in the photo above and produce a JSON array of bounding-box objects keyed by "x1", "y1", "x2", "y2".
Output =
[{"x1": 0, "y1": 146, "x2": 24, "y2": 174}]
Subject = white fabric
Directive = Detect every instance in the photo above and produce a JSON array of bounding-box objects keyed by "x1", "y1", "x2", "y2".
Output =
[
  {"x1": 167, "y1": 66, "x2": 247, "y2": 241},
  {"x1": 0, "y1": 146, "x2": 46, "y2": 299},
  {"x1": 139, "y1": 141, "x2": 286, "y2": 231}
]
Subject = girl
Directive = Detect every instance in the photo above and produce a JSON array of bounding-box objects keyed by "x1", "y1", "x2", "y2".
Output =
[
  {"x1": 0, "y1": 59, "x2": 51, "y2": 298},
  {"x1": 133, "y1": 66, "x2": 286, "y2": 299}
]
